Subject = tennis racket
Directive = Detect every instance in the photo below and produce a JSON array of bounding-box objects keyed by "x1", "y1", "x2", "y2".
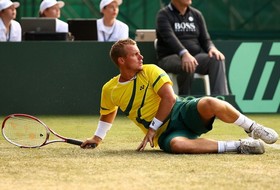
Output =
[{"x1": 1, "y1": 113, "x2": 97, "y2": 148}]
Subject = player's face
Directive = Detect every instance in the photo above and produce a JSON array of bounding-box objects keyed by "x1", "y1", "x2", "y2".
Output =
[
  {"x1": 43, "y1": 4, "x2": 61, "y2": 18},
  {"x1": 122, "y1": 44, "x2": 143, "y2": 72}
]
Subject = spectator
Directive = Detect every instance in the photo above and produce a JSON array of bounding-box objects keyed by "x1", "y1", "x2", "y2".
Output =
[
  {"x1": 39, "y1": 0, "x2": 68, "y2": 32},
  {"x1": 0, "y1": 0, "x2": 21, "y2": 41},
  {"x1": 97, "y1": 0, "x2": 129, "y2": 42},
  {"x1": 156, "y1": 0, "x2": 229, "y2": 95}
]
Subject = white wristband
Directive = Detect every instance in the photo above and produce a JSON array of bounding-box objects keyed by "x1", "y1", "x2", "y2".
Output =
[
  {"x1": 149, "y1": 117, "x2": 163, "y2": 131},
  {"x1": 94, "y1": 121, "x2": 112, "y2": 139}
]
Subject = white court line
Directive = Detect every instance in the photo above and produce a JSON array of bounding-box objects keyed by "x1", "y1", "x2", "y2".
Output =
[{"x1": 265, "y1": 143, "x2": 280, "y2": 150}]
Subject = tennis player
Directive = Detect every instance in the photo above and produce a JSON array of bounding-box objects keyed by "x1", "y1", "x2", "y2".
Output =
[{"x1": 81, "y1": 39, "x2": 278, "y2": 154}]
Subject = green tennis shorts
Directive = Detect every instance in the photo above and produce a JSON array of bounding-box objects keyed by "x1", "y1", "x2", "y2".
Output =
[{"x1": 158, "y1": 97, "x2": 214, "y2": 153}]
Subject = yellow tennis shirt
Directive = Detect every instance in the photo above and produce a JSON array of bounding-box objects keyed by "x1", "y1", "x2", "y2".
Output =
[{"x1": 100, "y1": 64, "x2": 172, "y2": 146}]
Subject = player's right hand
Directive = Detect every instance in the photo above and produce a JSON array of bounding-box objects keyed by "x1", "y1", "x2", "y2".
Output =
[{"x1": 81, "y1": 136, "x2": 101, "y2": 149}]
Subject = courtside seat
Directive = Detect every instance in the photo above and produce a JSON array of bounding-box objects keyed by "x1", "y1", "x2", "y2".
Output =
[{"x1": 194, "y1": 73, "x2": 211, "y2": 95}]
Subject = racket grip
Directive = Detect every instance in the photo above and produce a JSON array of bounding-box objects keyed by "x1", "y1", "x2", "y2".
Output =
[
  {"x1": 66, "y1": 139, "x2": 97, "y2": 148},
  {"x1": 66, "y1": 139, "x2": 83, "y2": 146}
]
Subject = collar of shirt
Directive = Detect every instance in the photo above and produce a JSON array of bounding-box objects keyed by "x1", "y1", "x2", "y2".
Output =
[
  {"x1": 168, "y1": 3, "x2": 190, "y2": 16},
  {"x1": 98, "y1": 18, "x2": 116, "y2": 34}
]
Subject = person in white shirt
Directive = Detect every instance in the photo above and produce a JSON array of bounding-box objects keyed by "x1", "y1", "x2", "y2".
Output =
[
  {"x1": 39, "y1": 0, "x2": 68, "y2": 33},
  {"x1": 0, "y1": 0, "x2": 21, "y2": 41},
  {"x1": 97, "y1": 0, "x2": 129, "y2": 42}
]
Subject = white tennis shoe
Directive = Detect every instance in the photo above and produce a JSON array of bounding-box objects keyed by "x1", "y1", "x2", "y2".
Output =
[
  {"x1": 246, "y1": 122, "x2": 279, "y2": 144},
  {"x1": 238, "y1": 139, "x2": 265, "y2": 154}
]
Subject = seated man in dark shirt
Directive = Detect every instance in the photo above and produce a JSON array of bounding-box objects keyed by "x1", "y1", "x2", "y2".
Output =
[{"x1": 156, "y1": 0, "x2": 229, "y2": 96}]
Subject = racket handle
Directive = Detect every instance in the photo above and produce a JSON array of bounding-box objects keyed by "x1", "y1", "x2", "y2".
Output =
[
  {"x1": 66, "y1": 139, "x2": 83, "y2": 146},
  {"x1": 66, "y1": 139, "x2": 97, "y2": 148}
]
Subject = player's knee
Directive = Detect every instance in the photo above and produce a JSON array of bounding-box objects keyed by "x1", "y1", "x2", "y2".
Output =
[
  {"x1": 200, "y1": 97, "x2": 223, "y2": 107},
  {"x1": 170, "y1": 139, "x2": 183, "y2": 153},
  {"x1": 198, "y1": 97, "x2": 224, "y2": 118},
  {"x1": 199, "y1": 97, "x2": 215, "y2": 108},
  {"x1": 170, "y1": 137, "x2": 195, "y2": 154}
]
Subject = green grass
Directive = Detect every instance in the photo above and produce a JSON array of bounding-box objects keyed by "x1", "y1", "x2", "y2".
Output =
[{"x1": 0, "y1": 114, "x2": 280, "y2": 190}]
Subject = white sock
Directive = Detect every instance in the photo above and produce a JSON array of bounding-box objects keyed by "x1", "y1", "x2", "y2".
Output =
[
  {"x1": 218, "y1": 141, "x2": 241, "y2": 153},
  {"x1": 218, "y1": 141, "x2": 226, "y2": 153},
  {"x1": 234, "y1": 114, "x2": 254, "y2": 132}
]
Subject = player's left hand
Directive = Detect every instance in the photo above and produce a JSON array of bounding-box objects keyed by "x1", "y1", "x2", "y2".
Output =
[{"x1": 137, "y1": 128, "x2": 156, "y2": 152}]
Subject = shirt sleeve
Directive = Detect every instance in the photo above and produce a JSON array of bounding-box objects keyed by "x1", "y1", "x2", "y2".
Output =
[
  {"x1": 146, "y1": 65, "x2": 172, "y2": 93},
  {"x1": 195, "y1": 10, "x2": 215, "y2": 52},
  {"x1": 118, "y1": 22, "x2": 129, "y2": 39},
  {"x1": 11, "y1": 21, "x2": 22, "y2": 41},
  {"x1": 100, "y1": 82, "x2": 118, "y2": 115}
]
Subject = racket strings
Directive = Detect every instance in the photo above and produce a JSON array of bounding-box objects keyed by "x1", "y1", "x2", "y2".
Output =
[{"x1": 3, "y1": 117, "x2": 48, "y2": 147}]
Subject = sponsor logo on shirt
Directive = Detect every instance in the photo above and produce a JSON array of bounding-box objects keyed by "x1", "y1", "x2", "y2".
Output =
[
  {"x1": 174, "y1": 17, "x2": 196, "y2": 32},
  {"x1": 140, "y1": 85, "x2": 145, "y2": 90}
]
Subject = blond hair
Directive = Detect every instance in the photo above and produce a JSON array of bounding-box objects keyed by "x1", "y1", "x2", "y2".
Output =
[{"x1": 110, "y1": 38, "x2": 136, "y2": 65}]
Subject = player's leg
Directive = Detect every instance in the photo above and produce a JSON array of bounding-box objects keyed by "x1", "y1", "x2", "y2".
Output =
[
  {"x1": 170, "y1": 137, "x2": 265, "y2": 154},
  {"x1": 170, "y1": 137, "x2": 218, "y2": 154},
  {"x1": 160, "y1": 97, "x2": 265, "y2": 154},
  {"x1": 197, "y1": 97, "x2": 278, "y2": 144}
]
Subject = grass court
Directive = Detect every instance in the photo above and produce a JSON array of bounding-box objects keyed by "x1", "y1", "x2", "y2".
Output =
[{"x1": 0, "y1": 114, "x2": 279, "y2": 190}]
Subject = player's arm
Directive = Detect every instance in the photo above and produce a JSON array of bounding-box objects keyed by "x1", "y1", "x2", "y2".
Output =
[
  {"x1": 153, "y1": 83, "x2": 176, "y2": 122},
  {"x1": 137, "y1": 82, "x2": 176, "y2": 151},
  {"x1": 81, "y1": 110, "x2": 117, "y2": 148}
]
